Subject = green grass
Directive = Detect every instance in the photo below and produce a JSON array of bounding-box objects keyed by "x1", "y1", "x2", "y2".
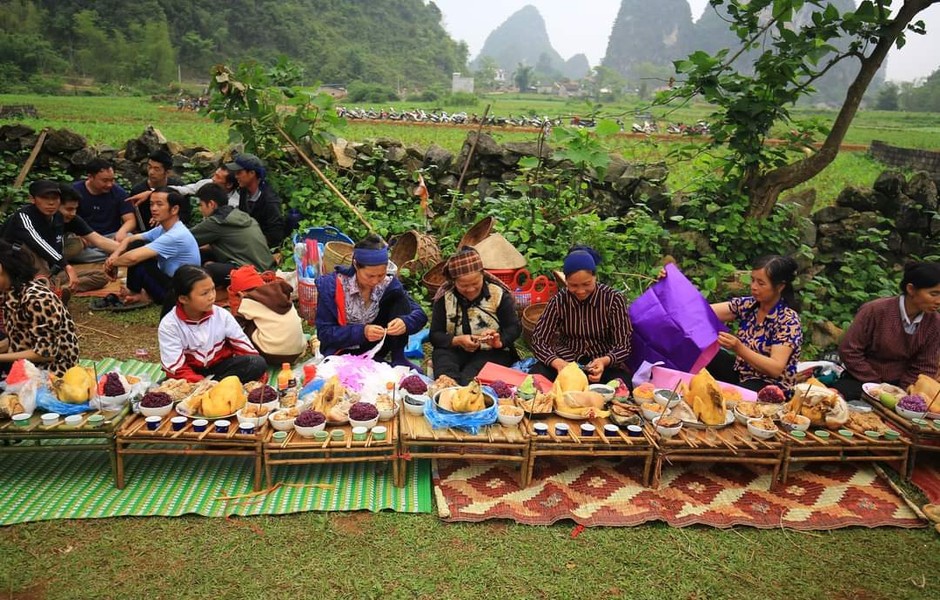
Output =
[
  {"x1": 0, "y1": 93, "x2": 228, "y2": 149},
  {"x1": 1, "y1": 509, "x2": 938, "y2": 599}
]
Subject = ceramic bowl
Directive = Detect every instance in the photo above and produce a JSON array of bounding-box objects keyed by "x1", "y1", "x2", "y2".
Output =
[
  {"x1": 497, "y1": 405, "x2": 524, "y2": 427},
  {"x1": 402, "y1": 393, "x2": 429, "y2": 416},
  {"x1": 896, "y1": 404, "x2": 927, "y2": 421},
  {"x1": 640, "y1": 403, "x2": 666, "y2": 422},
  {"x1": 139, "y1": 400, "x2": 174, "y2": 418},
  {"x1": 376, "y1": 398, "x2": 401, "y2": 421},
  {"x1": 236, "y1": 407, "x2": 271, "y2": 428},
  {"x1": 778, "y1": 413, "x2": 811, "y2": 432},
  {"x1": 268, "y1": 409, "x2": 296, "y2": 431},
  {"x1": 653, "y1": 416, "x2": 682, "y2": 439},
  {"x1": 653, "y1": 389, "x2": 682, "y2": 409},
  {"x1": 349, "y1": 416, "x2": 379, "y2": 429},
  {"x1": 747, "y1": 417, "x2": 779, "y2": 440},
  {"x1": 588, "y1": 384, "x2": 615, "y2": 403},
  {"x1": 733, "y1": 402, "x2": 765, "y2": 424},
  {"x1": 294, "y1": 421, "x2": 327, "y2": 438}
]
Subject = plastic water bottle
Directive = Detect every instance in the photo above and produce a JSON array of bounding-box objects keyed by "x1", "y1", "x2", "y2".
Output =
[{"x1": 277, "y1": 363, "x2": 295, "y2": 397}]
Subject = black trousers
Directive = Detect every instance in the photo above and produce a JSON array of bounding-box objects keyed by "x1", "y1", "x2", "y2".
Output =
[
  {"x1": 529, "y1": 360, "x2": 632, "y2": 387},
  {"x1": 194, "y1": 354, "x2": 269, "y2": 384},
  {"x1": 432, "y1": 346, "x2": 517, "y2": 386}
]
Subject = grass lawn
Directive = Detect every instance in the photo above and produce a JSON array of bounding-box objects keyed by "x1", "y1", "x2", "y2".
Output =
[{"x1": 1, "y1": 503, "x2": 938, "y2": 599}]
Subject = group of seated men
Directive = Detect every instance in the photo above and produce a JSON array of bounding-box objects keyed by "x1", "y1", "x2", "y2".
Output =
[{"x1": 1, "y1": 151, "x2": 284, "y2": 307}]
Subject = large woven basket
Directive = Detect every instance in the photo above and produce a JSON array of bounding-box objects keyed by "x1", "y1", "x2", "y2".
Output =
[
  {"x1": 458, "y1": 216, "x2": 495, "y2": 249},
  {"x1": 322, "y1": 241, "x2": 353, "y2": 273},
  {"x1": 422, "y1": 260, "x2": 447, "y2": 298},
  {"x1": 521, "y1": 302, "x2": 548, "y2": 348},
  {"x1": 389, "y1": 230, "x2": 441, "y2": 279}
]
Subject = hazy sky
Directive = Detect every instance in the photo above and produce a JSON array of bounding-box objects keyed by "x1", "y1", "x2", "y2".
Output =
[{"x1": 433, "y1": 0, "x2": 940, "y2": 82}]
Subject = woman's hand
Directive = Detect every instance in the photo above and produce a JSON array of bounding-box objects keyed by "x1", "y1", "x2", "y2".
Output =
[
  {"x1": 476, "y1": 329, "x2": 502, "y2": 349},
  {"x1": 717, "y1": 331, "x2": 742, "y2": 353},
  {"x1": 385, "y1": 318, "x2": 407, "y2": 336},
  {"x1": 364, "y1": 324, "x2": 386, "y2": 342},
  {"x1": 585, "y1": 356, "x2": 610, "y2": 383},
  {"x1": 453, "y1": 335, "x2": 480, "y2": 352}
]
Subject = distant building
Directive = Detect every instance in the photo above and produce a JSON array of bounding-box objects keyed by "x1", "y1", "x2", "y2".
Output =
[{"x1": 452, "y1": 72, "x2": 474, "y2": 94}]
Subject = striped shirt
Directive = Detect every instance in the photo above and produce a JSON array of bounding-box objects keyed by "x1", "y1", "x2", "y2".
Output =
[{"x1": 531, "y1": 283, "x2": 632, "y2": 367}]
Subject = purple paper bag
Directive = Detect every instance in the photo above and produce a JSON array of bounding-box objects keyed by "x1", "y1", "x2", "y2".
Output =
[{"x1": 628, "y1": 263, "x2": 727, "y2": 373}]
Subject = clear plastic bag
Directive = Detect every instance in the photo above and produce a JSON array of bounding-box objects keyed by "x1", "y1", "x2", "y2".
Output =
[{"x1": 423, "y1": 385, "x2": 498, "y2": 435}]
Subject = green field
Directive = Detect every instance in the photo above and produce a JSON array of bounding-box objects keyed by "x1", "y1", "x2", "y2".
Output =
[{"x1": 3, "y1": 92, "x2": 936, "y2": 208}]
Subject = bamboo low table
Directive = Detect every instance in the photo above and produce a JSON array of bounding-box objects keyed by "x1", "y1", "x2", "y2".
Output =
[
  {"x1": 115, "y1": 413, "x2": 265, "y2": 491},
  {"x1": 0, "y1": 406, "x2": 129, "y2": 485},
  {"x1": 524, "y1": 415, "x2": 655, "y2": 487},
  {"x1": 398, "y1": 410, "x2": 530, "y2": 485},
  {"x1": 864, "y1": 392, "x2": 940, "y2": 477},
  {"x1": 779, "y1": 428, "x2": 910, "y2": 485},
  {"x1": 653, "y1": 422, "x2": 785, "y2": 489},
  {"x1": 263, "y1": 420, "x2": 400, "y2": 488}
]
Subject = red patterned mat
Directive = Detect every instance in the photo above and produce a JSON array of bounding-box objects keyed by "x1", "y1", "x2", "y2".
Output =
[
  {"x1": 433, "y1": 459, "x2": 924, "y2": 529},
  {"x1": 912, "y1": 454, "x2": 940, "y2": 503}
]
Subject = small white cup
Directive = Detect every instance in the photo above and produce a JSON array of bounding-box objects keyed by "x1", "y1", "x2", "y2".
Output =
[{"x1": 41, "y1": 412, "x2": 60, "y2": 425}]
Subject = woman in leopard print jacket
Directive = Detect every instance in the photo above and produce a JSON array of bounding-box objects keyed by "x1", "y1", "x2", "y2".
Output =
[{"x1": 0, "y1": 240, "x2": 79, "y2": 377}]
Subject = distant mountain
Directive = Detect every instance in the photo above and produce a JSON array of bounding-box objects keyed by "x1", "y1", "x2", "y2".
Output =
[
  {"x1": 602, "y1": 0, "x2": 693, "y2": 85},
  {"x1": 471, "y1": 5, "x2": 566, "y2": 79},
  {"x1": 563, "y1": 54, "x2": 591, "y2": 80},
  {"x1": 693, "y1": 0, "x2": 885, "y2": 105}
]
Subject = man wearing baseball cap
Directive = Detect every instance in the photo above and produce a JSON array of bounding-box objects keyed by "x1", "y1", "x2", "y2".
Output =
[
  {"x1": 225, "y1": 153, "x2": 285, "y2": 248},
  {"x1": 1, "y1": 180, "x2": 118, "y2": 292}
]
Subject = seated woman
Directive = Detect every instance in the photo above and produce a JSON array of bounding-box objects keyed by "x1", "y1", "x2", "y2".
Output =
[
  {"x1": 833, "y1": 261, "x2": 940, "y2": 400},
  {"x1": 228, "y1": 264, "x2": 306, "y2": 366},
  {"x1": 315, "y1": 234, "x2": 427, "y2": 367},
  {"x1": 530, "y1": 246, "x2": 632, "y2": 384},
  {"x1": 705, "y1": 255, "x2": 802, "y2": 392},
  {"x1": 0, "y1": 241, "x2": 79, "y2": 377},
  {"x1": 158, "y1": 265, "x2": 267, "y2": 383},
  {"x1": 430, "y1": 247, "x2": 521, "y2": 385}
]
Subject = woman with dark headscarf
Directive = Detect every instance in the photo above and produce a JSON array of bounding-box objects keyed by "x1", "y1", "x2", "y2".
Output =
[
  {"x1": 530, "y1": 245, "x2": 633, "y2": 384},
  {"x1": 315, "y1": 234, "x2": 427, "y2": 366},
  {"x1": 834, "y1": 261, "x2": 940, "y2": 400},
  {"x1": 429, "y1": 246, "x2": 521, "y2": 385}
]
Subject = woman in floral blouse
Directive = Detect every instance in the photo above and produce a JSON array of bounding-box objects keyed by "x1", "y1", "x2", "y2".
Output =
[
  {"x1": 0, "y1": 241, "x2": 79, "y2": 377},
  {"x1": 706, "y1": 255, "x2": 803, "y2": 392}
]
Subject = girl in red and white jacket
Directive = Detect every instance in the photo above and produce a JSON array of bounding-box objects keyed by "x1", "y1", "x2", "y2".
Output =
[{"x1": 158, "y1": 265, "x2": 267, "y2": 383}]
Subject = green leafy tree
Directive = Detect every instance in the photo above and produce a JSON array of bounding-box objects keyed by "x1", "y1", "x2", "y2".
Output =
[
  {"x1": 899, "y1": 67, "x2": 940, "y2": 111},
  {"x1": 474, "y1": 56, "x2": 499, "y2": 92},
  {"x1": 513, "y1": 63, "x2": 534, "y2": 92},
  {"x1": 665, "y1": 0, "x2": 938, "y2": 219},
  {"x1": 875, "y1": 81, "x2": 900, "y2": 110}
]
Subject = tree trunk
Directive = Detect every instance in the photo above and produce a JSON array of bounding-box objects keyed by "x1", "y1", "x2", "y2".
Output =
[{"x1": 746, "y1": 0, "x2": 938, "y2": 219}]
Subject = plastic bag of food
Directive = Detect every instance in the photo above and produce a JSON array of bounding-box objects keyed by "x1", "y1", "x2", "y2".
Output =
[
  {"x1": 35, "y1": 385, "x2": 90, "y2": 416},
  {"x1": 424, "y1": 385, "x2": 498, "y2": 434}
]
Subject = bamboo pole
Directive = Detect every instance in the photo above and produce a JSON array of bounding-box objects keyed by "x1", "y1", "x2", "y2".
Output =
[
  {"x1": 12, "y1": 128, "x2": 47, "y2": 188},
  {"x1": 456, "y1": 104, "x2": 490, "y2": 192},
  {"x1": 275, "y1": 124, "x2": 374, "y2": 233}
]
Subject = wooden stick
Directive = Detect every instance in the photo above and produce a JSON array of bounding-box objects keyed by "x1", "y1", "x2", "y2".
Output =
[
  {"x1": 12, "y1": 129, "x2": 47, "y2": 189},
  {"x1": 76, "y1": 323, "x2": 121, "y2": 340},
  {"x1": 456, "y1": 104, "x2": 490, "y2": 192},
  {"x1": 275, "y1": 125, "x2": 373, "y2": 233}
]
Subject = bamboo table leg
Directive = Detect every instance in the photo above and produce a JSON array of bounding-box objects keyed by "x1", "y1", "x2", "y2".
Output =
[
  {"x1": 652, "y1": 454, "x2": 663, "y2": 489},
  {"x1": 779, "y1": 446, "x2": 792, "y2": 486},
  {"x1": 253, "y1": 447, "x2": 263, "y2": 491},
  {"x1": 392, "y1": 456, "x2": 402, "y2": 488},
  {"x1": 115, "y1": 442, "x2": 126, "y2": 489},
  {"x1": 642, "y1": 453, "x2": 653, "y2": 487}
]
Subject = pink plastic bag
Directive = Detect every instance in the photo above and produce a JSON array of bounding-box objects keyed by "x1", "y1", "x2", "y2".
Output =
[{"x1": 628, "y1": 263, "x2": 727, "y2": 374}]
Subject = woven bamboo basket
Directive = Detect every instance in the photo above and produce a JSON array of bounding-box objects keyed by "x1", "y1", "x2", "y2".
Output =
[
  {"x1": 521, "y1": 302, "x2": 548, "y2": 348},
  {"x1": 389, "y1": 230, "x2": 442, "y2": 279},
  {"x1": 422, "y1": 260, "x2": 447, "y2": 298},
  {"x1": 322, "y1": 241, "x2": 353, "y2": 273}
]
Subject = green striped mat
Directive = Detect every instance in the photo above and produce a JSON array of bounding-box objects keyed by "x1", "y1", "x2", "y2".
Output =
[
  {"x1": 0, "y1": 450, "x2": 431, "y2": 525},
  {"x1": 0, "y1": 358, "x2": 432, "y2": 525}
]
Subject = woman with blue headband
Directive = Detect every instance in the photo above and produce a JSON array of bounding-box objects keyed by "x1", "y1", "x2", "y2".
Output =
[
  {"x1": 530, "y1": 245, "x2": 633, "y2": 384},
  {"x1": 315, "y1": 233, "x2": 427, "y2": 366}
]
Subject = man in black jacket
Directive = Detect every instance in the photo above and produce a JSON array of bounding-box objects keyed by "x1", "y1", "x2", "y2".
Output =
[{"x1": 225, "y1": 153, "x2": 286, "y2": 249}]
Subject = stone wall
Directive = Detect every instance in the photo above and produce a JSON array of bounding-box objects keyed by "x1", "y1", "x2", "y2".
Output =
[{"x1": 870, "y1": 140, "x2": 940, "y2": 179}]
